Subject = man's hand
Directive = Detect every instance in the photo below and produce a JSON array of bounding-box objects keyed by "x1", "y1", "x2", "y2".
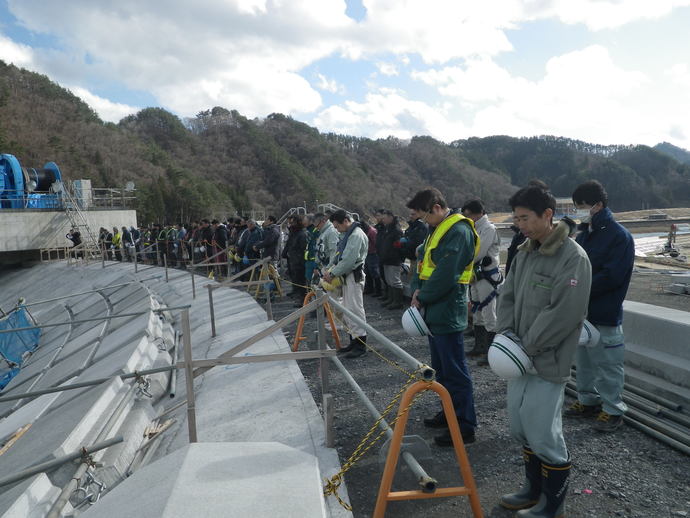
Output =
[
  {"x1": 323, "y1": 270, "x2": 333, "y2": 282},
  {"x1": 411, "y1": 289, "x2": 421, "y2": 309}
]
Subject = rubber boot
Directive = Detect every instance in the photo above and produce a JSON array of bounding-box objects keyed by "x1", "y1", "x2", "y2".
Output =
[
  {"x1": 345, "y1": 336, "x2": 367, "y2": 358},
  {"x1": 477, "y1": 331, "x2": 495, "y2": 366},
  {"x1": 500, "y1": 447, "x2": 542, "y2": 510},
  {"x1": 338, "y1": 335, "x2": 355, "y2": 355},
  {"x1": 380, "y1": 287, "x2": 394, "y2": 307},
  {"x1": 375, "y1": 284, "x2": 388, "y2": 300},
  {"x1": 373, "y1": 277, "x2": 383, "y2": 297},
  {"x1": 384, "y1": 287, "x2": 404, "y2": 310},
  {"x1": 466, "y1": 325, "x2": 486, "y2": 358},
  {"x1": 517, "y1": 458, "x2": 571, "y2": 518},
  {"x1": 363, "y1": 273, "x2": 374, "y2": 295}
]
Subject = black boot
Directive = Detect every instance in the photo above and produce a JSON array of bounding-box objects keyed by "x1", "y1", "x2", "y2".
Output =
[
  {"x1": 375, "y1": 284, "x2": 388, "y2": 299},
  {"x1": 345, "y1": 336, "x2": 367, "y2": 358},
  {"x1": 477, "y1": 331, "x2": 495, "y2": 366},
  {"x1": 433, "y1": 420, "x2": 475, "y2": 447},
  {"x1": 380, "y1": 287, "x2": 394, "y2": 307},
  {"x1": 500, "y1": 446, "x2": 542, "y2": 510},
  {"x1": 466, "y1": 325, "x2": 486, "y2": 358},
  {"x1": 363, "y1": 273, "x2": 374, "y2": 295},
  {"x1": 337, "y1": 335, "x2": 355, "y2": 355},
  {"x1": 373, "y1": 277, "x2": 383, "y2": 297},
  {"x1": 517, "y1": 458, "x2": 571, "y2": 518},
  {"x1": 384, "y1": 287, "x2": 404, "y2": 310},
  {"x1": 423, "y1": 410, "x2": 447, "y2": 428}
]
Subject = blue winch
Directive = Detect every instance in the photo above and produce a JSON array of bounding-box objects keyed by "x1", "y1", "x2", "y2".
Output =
[{"x1": 0, "y1": 153, "x2": 63, "y2": 209}]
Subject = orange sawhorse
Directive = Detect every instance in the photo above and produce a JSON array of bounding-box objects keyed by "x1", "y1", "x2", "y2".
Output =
[
  {"x1": 292, "y1": 291, "x2": 342, "y2": 352},
  {"x1": 373, "y1": 380, "x2": 484, "y2": 518}
]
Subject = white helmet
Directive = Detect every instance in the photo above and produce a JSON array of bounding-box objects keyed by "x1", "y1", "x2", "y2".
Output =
[
  {"x1": 578, "y1": 320, "x2": 600, "y2": 347},
  {"x1": 401, "y1": 306, "x2": 431, "y2": 337},
  {"x1": 488, "y1": 334, "x2": 536, "y2": 379}
]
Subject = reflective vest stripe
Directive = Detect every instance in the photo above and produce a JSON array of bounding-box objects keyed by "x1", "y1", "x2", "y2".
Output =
[{"x1": 417, "y1": 214, "x2": 479, "y2": 284}]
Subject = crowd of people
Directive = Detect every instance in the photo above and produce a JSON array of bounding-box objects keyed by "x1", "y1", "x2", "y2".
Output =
[{"x1": 94, "y1": 178, "x2": 633, "y2": 518}]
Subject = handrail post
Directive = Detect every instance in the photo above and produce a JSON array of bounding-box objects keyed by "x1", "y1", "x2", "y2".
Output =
[
  {"x1": 164, "y1": 254, "x2": 169, "y2": 282},
  {"x1": 134, "y1": 244, "x2": 138, "y2": 273},
  {"x1": 317, "y1": 298, "x2": 334, "y2": 447},
  {"x1": 101, "y1": 243, "x2": 106, "y2": 269},
  {"x1": 265, "y1": 285, "x2": 273, "y2": 321},
  {"x1": 190, "y1": 241, "x2": 196, "y2": 299},
  {"x1": 208, "y1": 285, "x2": 216, "y2": 338},
  {"x1": 181, "y1": 309, "x2": 198, "y2": 443}
]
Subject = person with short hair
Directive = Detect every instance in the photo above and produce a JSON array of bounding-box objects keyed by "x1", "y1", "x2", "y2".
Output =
[
  {"x1": 323, "y1": 210, "x2": 369, "y2": 358},
  {"x1": 497, "y1": 182, "x2": 591, "y2": 518},
  {"x1": 408, "y1": 187, "x2": 480, "y2": 447},
  {"x1": 564, "y1": 180, "x2": 634, "y2": 432},
  {"x1": 378, "y1": 210, "x2": 404, "y2": 310}
]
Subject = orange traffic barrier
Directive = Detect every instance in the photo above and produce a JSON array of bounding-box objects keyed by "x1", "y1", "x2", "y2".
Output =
[
  {"x1": 292, "y1": 291, "x2": 342, "y2": 352},
  {"x1": 373, "y1": 380, "x2": 483, "y2": 518}
]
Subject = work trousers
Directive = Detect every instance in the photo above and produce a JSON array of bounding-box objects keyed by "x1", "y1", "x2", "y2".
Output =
[
  {"x1": 469, "y1": 279, "x2": 497, "y2": 332},
  {"x1": 383, "y1": 264, "x2": 403, "y2": 289},
  {"x1": 428, "y1": 332, "x2": 477, "y2": 433},
  {"x1": 508, "y1": 374, "x2": 568, "y2": 464},
  {"x1": 575, "y1": 324, "x2": 627, "y2": 415},
  {"x1": 342, "y1": 272, "x2": 367, "y2": 337}
]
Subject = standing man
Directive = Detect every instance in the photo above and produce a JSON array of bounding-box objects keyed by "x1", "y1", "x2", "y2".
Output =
[
  {"x1": 461, "y1": 200, "x2": 502, "y2": 364},
  {"x1": 378, "y1": 211, "x2": 404, "y2": 310},
  {"x1": 497, "y1": 183, "x2": 591, "y2": 518},
  {"x1": 323, "y1": 210, "x2": 369, "y2": 358},
  {"x1": 314, "y1": 212, "x2": 339, "y2": 272},
  {"x1": 408, "y1": 188, "x2": 480, "y2": 446},
  {"x1": 254, "y1": 215, "x2": 281, "y2": 264},
  {"x1": 565, "y1": 180, "x2": 634, "y2": 432}
]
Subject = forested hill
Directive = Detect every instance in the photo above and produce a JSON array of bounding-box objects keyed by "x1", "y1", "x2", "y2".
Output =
[{"x1": 1, "y1": 60, "x2": 689, "y2": 224}]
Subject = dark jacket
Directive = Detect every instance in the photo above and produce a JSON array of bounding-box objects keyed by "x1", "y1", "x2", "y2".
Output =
[
  {"x1": 575, "y1": 207, "x2": 634, "y2": 326},
  {"x1": 283, "y1": 226, "x2": 308, "y2": 270},
  {"x1": 213, "y1": 225, "x2": 228, "y2": 249},
  {"x1": 402, "y1": 219, "x2": 428, "y2": 261},
  {"x1": 255, "y1": 223, "x2": 281, "y2": 260},
  {"x1": 378, "y1": 220, "x2": 403, "y2": 265},
  {"x1": 244, "y1": 227, "x2": 264, "y2": 259}
]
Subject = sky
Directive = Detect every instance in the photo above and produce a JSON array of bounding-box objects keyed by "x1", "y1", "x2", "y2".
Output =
[{"x1": 2, "y1": 0, "x2": 690, "y2": 149}]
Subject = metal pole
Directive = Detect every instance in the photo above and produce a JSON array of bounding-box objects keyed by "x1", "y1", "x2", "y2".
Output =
[
  {"x1": 0, "y1": 436, "x2": 124, "y2": 489},
  {"x1": 20, "y1": 282, "x2": 134, "y2": 308},
  {"x1": 317, "y1": 304, "x2": 333, "y2": 446},
  {"x1": 164, "y1": 253, "x2": 169, "y2": 282},
  {"x1": 134, "y1": 244, "x2": 138, "y2": 273},
  {"x1": 182, "y1": 309, "x2": 198, "y2": 443},
  {"x1": 265, "y1": 287, "x2": 273, "y2": 321},
  {"x1": 191, "y1": 244, "x2": 196, "y2": 299},
  {"x1": 328, "y1": 296, "x2": 434, "y2": 380},
  {"x1": 207, "y1": 284, "x2": 216, "y2": 338},
  {"x1": 102, "y1": 243, "x2": 106, "y2": 269},
  {"x1": 169, "y1": 330, "x2": 180, "y2": 398},
  {"x1": 0, "y1": 365, "x2": 177, "y2": 404}
]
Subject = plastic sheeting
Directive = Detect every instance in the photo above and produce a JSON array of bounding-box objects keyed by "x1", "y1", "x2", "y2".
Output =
[{"x1": 0, "y1": 307, "x2": 41, "y2": 391}]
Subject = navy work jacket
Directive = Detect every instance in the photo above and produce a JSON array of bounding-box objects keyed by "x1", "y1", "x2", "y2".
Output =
[{"x1": 575, "y1": 207, "x2": 634, "y2": 326}]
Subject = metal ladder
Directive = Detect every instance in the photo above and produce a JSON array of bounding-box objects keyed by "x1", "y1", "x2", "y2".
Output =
[{"x1": 61, "y1": 183, "x2": 100, "y2": 250}]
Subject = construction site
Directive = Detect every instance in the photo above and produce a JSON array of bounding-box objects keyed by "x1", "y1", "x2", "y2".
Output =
[{"x1": 0, "y1": 157, "x2": 689, "y2": 517}]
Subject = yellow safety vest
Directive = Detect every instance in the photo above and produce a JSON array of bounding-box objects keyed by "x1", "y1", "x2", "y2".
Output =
[{"x1": 417, "y1": 213, "x2": 480, "y2": 284}]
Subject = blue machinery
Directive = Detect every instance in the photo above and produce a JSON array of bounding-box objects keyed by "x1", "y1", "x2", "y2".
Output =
[{"x1": 0, "y1": 153, "x2": 63, "y2": 209}]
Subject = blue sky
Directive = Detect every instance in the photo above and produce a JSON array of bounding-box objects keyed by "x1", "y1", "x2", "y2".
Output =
[{"x1": 2, "y1": 0, "x2": 690, "y2": 149}]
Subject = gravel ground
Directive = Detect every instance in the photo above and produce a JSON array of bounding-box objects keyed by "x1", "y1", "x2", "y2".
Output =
[{"x1": 272, "y1": 270, "x2": 690, "y2": 518}]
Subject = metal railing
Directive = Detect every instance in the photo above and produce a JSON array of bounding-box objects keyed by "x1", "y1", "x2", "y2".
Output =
[{"x1": 0, "y1": 187, "x2": 135, "y2": 211}]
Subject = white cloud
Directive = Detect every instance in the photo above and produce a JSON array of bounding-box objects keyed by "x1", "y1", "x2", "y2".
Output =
[
  {"x1": 315, "y1": 73, "x2": 344, "y2": 94},
  {"x1": 69, "y1": 86, "x2": 139, "y2": 122},
  {"x1": 314, "y1": 88, "x2": 467, "y2": 141},
  {"x1": 532, "y1": 0, "x2": 690, "y2": 31},
  {"x1": 376, "y1": 62, "x2": 398, "y2": 76},
  {"x1": 665, "y1": 63, "x2": 690, "y2": 87},
  {"x1": 0, "y1": 34, "x2": 34, "y2": 67}
]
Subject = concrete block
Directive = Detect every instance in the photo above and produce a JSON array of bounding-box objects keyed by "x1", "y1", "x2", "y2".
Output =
[
  {"x1": 623, "y1": 301, "x2": 690, "y2": 359},
  {"x1": 81, "y1": 442, "x2": 327, "y2": 518},
  {"x1": 625, "y1": 343, "x2": 690, "y2": 389}
]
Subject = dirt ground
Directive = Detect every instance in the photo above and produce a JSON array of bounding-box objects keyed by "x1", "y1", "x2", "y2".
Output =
[{"x1": 272, "y1": 270, "x2": 690, "y2": 518}]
